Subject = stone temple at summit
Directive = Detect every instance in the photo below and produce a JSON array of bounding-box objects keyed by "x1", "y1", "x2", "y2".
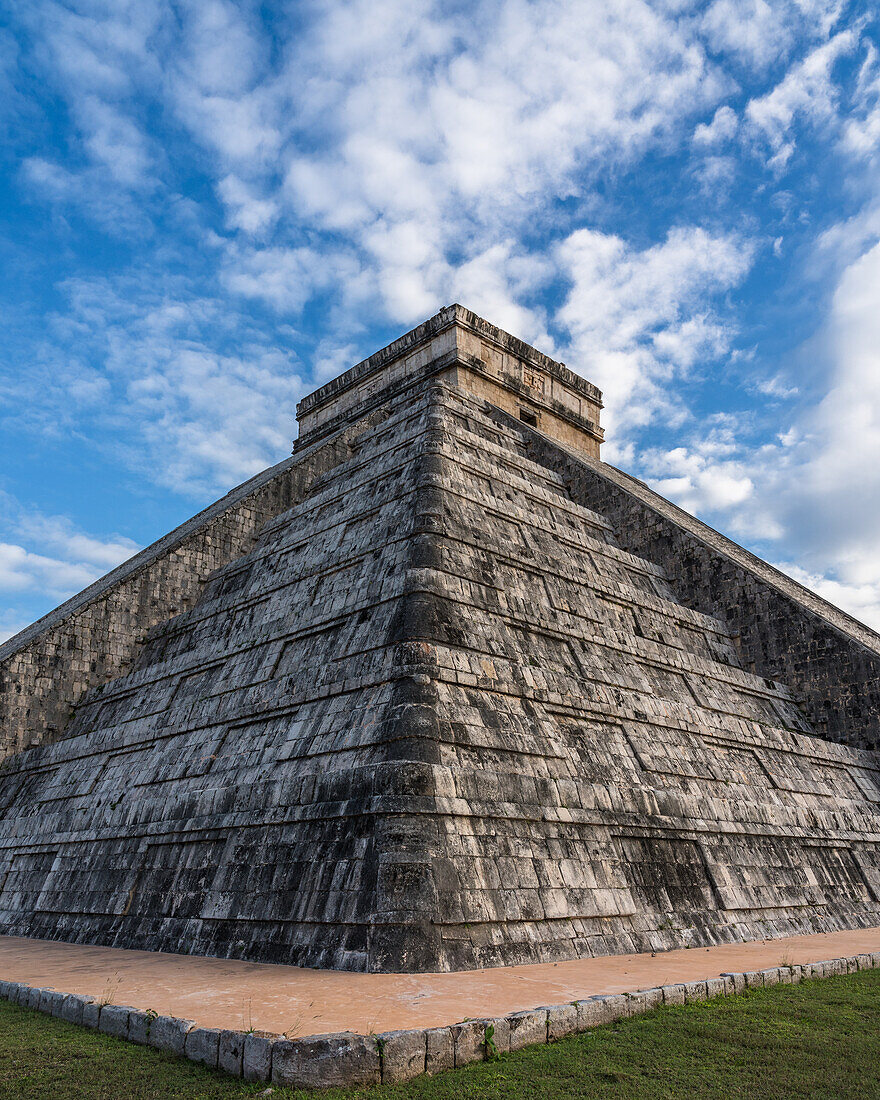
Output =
[{"x1": 1, "y1": 304, "x2": 880, "y2": 973}]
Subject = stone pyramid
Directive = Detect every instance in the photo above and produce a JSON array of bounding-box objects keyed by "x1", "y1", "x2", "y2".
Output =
[{"x1": 1, "y1": 305, "x2": 880, "y2": 973}]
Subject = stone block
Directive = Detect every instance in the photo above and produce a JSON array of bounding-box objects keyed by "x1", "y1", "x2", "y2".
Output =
[
  {"x1": 683, "y1": 980, "x2": 708, "y2": 1004},
  {"x1": 128, "y1": 1011, "x2": 154, "y2": 1045},
  {"x1": 424, "y1": 1026, "x2": 454, "y2": 1074},
  {"x1": 27, "y1": 987, "x2": 43, "y2": 1010},
  {"x1": 47, "y1": 990, "x2": 67, "y2": 1017},
  {"x1": 743, "y1": 971, "x2": 764, "y2": 989},
  {"x1": 856, "y1": 954, "x2": 873, "y2": 971},
  {"x1": 870, "y1": 952, "x2": 880, "y2": 968},
  {"x1": 81, "y1": 1001, "x2": 101, "y2": 1029},
  {"x1": 508, "y1": 1008, "x2": 547, "y2": 1050},
  {"x1": 451, "y1": 1019, "x2": 488, "y2": 1066},
  {"x1": 589, "y1": 993, "x2": 629, "y2": 1022},
  {"x1": 0, "y1": 981, "x2": 12, "y2": 1000},
  {"x1": 242, "y1": 1031, "x2": 275, "y2": 1082},
  {"x1": 15, "y1": 984, "x2": 31, "y2": 1007},
  {"x1": 546, "y1": 1003, "x2": 578, "y2": 1041},
  {"x1": 271, "y1": 1032, "x2": 380, "y2": 1089},
  {"x1": 218, "y1": 1029, "x2": 245, "y2": 1076},
  {"x1": 777, "y1": 967, "x2": 794, "y2": 985},
  {"x1": 98, "y1": 1004, "x2": 131, "y2": 1040},
  {"x1": 626, "y1": 988, "x2": 664, "y2": 1015},
  {"x1": 487, "y1": 1016, "x2": 510, "y2": 1055},
  {"x1": 378, "y1": 1028, "x2": 426, "y2": 1083},
  {"x1": 759, "y1": 968, "x2": 780, "y2": 986},
  {"x1": 705, "y1": 977, "x2": 725, "y2": 999},
  {"x1": 149, "y1": 1016, "x2": 195, "y2": 1057},
  {"x1": 60, "y1": 995, "x2": 92, "y2": 1027},
  {"x1": 185, "y1": 1027, "x2": 221, "y2": 1069},
  {"x1": 662, "y1": 984, "x2": 686, "y2": 1006}
]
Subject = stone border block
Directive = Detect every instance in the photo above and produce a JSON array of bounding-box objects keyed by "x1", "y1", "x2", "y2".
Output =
[
  {"x1": 128, "y1": 1010, "x2": 154, "y2": 1045},
  {"x1": 487, "y1": 1016, "x2": 510, "y2": 1055},
  {"x1": 546, "y1": 1003, "x2": 578, "y2": 1041},
  {"x1": 744, "y1": 971, "x2": 764, "y2": 989},
  {"x1": 98, "y1": 1004, "x2": 131, "y2": 1040},
  {"x1": 242, "y1": 1031, "x2": 274, "y2": 1082},
  {"x1": 271, "y1": 1032, "x2": 380, "y2": 1089},
  {"x1": 40, "y1": 990, "x2": 64, "y2": 1016},
  {"x1": 218, "y1": 1029, "x2": 245, "y2": 1076},
  {"x1": 760, "y1": 968, "x2": 781, "y2": 986},
  {"x1": 378, "y1": 1028, "x2": 427, "y2": 1083},
  {"x1": 722, "y1": 972, "x2": 747, "y2": 992},
  {"x1": 626, "y1": 988, "x2": 664, "y2": 1015},
  {"x1": 590, "y1": 993, "x2": 629, "y2": 1022},
  {"x1": 662, "y1": 983, "x2": 686, "y2": 1005},
  {"x1": 705, "y1": 977, "x2": 725, "y2": 998},
  {"x1": 184, "y1": 1026, "x2": 221, "y2": 1068},
  {"x1": 451, "y1": 1018, "x2": 488, "y2": 1066},
  {"x1": 424, "y1": 1026, "x2": 454, "y2": 1074},
  {"x1": 683, "y1": 980, "x2": 708, "y2": 1003},
  {"x1": 81, "y1": 1001, "x2": 101, "y2": 1029},
  {"x1": 149, "y1": 1015, "x2": 194, "y2": 1057},
  {"x1": 508, "y1": 1008, "x2": 547, "y2": 1050}
]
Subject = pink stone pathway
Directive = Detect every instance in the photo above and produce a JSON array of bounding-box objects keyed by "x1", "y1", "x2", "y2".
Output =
[{"x1": 2, "y1": 928, "x2": 879, "y2": 1038}]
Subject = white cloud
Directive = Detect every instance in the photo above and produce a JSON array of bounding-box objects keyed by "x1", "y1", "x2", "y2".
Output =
[
  {"x1": 701, "y1": 0, "x2": 844, "y2": 69},
  {"x1": 745, "y1": 29, "x2": 858, "y2": 169},
  {"x1": 554, "y1": 226, "x2": 755, "y2": 447},
  {"x1": 0, "y1": 495, "x2": 141, "y2": 607},
  {"x1": 693, "y1": 105, "x2": 739, "y2": 146},
  {"x1": 216, "y1": 174, "x2": 278, "y2": 235}
]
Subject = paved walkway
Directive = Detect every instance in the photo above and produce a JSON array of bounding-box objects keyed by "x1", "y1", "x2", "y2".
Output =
[{"x1": 2, "y1": 928, "x2": 879, "y2": 1037}]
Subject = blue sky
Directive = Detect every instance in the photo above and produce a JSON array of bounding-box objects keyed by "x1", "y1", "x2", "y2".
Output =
[{"x1": 2, "y1": 0, "x2": 880, "y2": 642}]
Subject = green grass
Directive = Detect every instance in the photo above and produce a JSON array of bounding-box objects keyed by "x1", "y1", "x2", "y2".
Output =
[{"x1": 1, "y1": 970, "x2": 878, "y2": 1100}]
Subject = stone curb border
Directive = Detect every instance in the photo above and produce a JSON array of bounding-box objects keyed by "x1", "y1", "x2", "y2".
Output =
[{"x1": 2, "y1": 952, "x2": 878, "y2": 1088}]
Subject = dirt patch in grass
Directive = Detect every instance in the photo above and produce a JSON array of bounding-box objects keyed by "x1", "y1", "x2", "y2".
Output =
[{"x1": 0, "y1": 970, "x2": 878, "y2": 1099}]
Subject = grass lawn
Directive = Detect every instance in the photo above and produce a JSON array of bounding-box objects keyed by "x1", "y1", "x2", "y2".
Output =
[{"x1": 0, "y1": 970, "x2": 878, "y2": 1100}]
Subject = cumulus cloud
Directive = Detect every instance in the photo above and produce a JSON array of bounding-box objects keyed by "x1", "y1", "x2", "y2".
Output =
[
  {"x1": 0, "y1": 494, "x2": 140, "y2": 613},
  {"x1": 554, "y1": 226, "x2": 755, "y2": 446}
]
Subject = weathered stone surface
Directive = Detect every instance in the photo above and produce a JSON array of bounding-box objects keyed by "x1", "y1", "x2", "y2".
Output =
[
  {"x1": 1, "y1": 305, "x2": 880, "y2": 974},
  {"x1": 424, "y1": 1026, "x2": 455, "y2": 1074},
  {"x1": 81, "y1": 1001, "x2": 101, "y2": 1029},
  {"x1": 662, "y1": 984, "x2": 686, "y2": 1006},
  {"x1": 149, "y1": 1015, "x2": 194, "y2": 1056},
  {"x1": 508, "y1": 1009, "x2": 547, "y2": 1050},
  {"x1": 98, "y1": 1004, "x2": 130, "y2": 1039},
  {"x1": 128, "y1": 1011, "x2": 154, "y2": 1045},
  {"x1": 271, "y1": 1033, "x2": 380, "y2": 1089},
  {"x1": 184, "y1": 1027, "x2": 220, "y2": 1068},
  {"x1": 705, "y1": 977, "x2": 726, "y2": 998},
  {"x1": 242, "y1": 1031, "x2": 274, "y2": 1082},
  {"x1": 722, "y1": 972, "x2": 747, "y2": 994},
  {"x1": 546, "y1": 1003, "x2": 578, "y2": 1041},
  {"x1": 218, "y1": 1029, "x2": 245, "y2": 1076},
  {"x1": 378, "y1": 1028, "x2": 426, "y2": 1083},
  {"x1": 38, "y1": 989, "x2": 60, "y2": 1015},
  {"x1": 59, "y1": 994, "x2": 93, "y2": 1027},
  {"x1": 683, "y1": 980, "x2": 708, "y2": 1003},
  {"x1": 626, "y1": 988, "x2": 664, "y2": 1014},
  {"x1": 451, "y1": 1019, "x2": 488, "y2": 1066}
]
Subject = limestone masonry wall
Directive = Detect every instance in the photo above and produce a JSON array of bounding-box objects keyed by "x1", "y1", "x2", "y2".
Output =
[
  {"x1": 516, "y1": 420, "x2": 880, "y2": 751},
  {"x1": 0, "y1": 433, "x2": 355, "y2": 762}
]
